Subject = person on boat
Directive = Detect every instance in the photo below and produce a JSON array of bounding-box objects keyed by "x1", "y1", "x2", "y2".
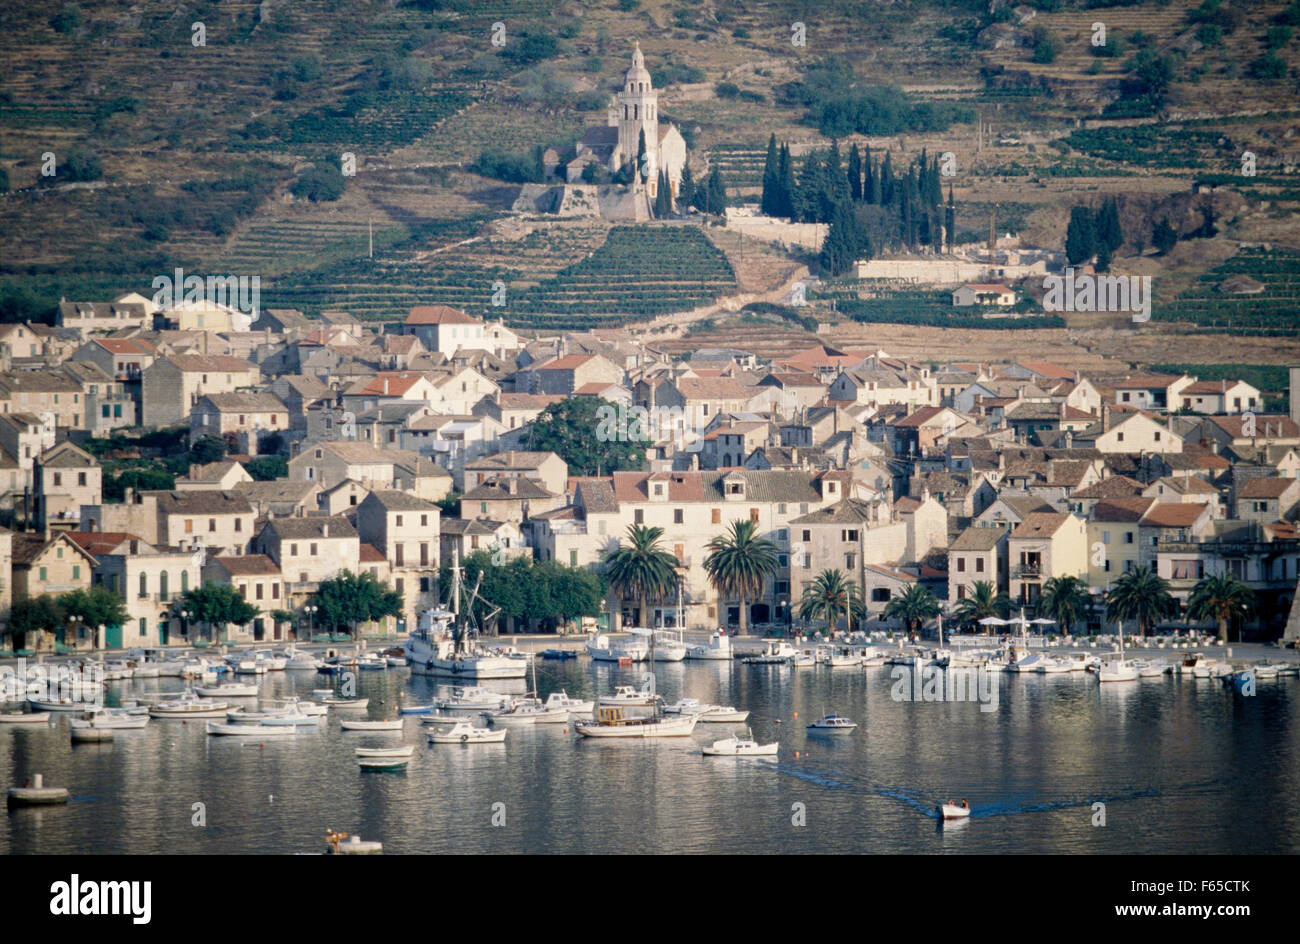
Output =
[{"x1": 960, "y1": 799, "x2": 969, "y2": 810}]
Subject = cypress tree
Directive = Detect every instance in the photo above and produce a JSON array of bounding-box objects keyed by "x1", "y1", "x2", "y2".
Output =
[
  {"x1": 777, "y1": 144, "x2": 795, "y2": 218},
  {"x1": 862, "y1": 146, "x2": 875, "y2": 204},
  {"x1": 944, "y1": 184, "x2": 955, "y2": 253},
  {"x1": 654, "y1": 169, "x2": 672, "y2": 216},
  {"x1": 1065, "y1": 205, "x2": 1097, "y2": 265},
  {"x1": 760, "y1": 133, "x2": 779, "y2": 216},
  {"x1": 847, "y1": 143, "x2": 862, "y2": 202},
  {"x1": 636, "y1": 128, "x2": 648, "y2": 182},
  {"x1": 880, "y1": 151, "x2": 894, "y2": 207},
  {"x1": 796, "y1": 150, "x2": 821, "y2": 222},
  {"x1": 678, "y1": 164, "x2": 696, "y2": 211},
  {"x1": 1097, "y1": 198, "x2": 1123, "y2": 255}
]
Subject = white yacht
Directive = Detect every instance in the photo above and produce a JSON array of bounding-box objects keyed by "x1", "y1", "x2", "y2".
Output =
[
  {"x1": 433, "y1": 686, "x2": 515, "y2": 713},
  {"x1": 1098, "y1": 621, "x2": 1139, "y2": 682},
  {"x1": 685, "y1": 632, "x2": 733, "y2": 661},
  {"x1": 651, "y1": 629, "x2": 688, "y2": 662},
  {"x1": 427, "y1": 719, "x2": 507, "y2": 744},
  {"x1": 406, "y1": 608, "x2": 530, "y2": 680},
  {"x1": 150, "y1": 693, "x2": 232, "y2": 718},
  {"x1": 806, "y1": 714, "x2": 858, "y2": 733},
  {"x1": 702, "y1": 730, "x2": 778, "y2": 756},
  {"x1": 282, "y1": 648, "x2": 322, "y2": 670}
]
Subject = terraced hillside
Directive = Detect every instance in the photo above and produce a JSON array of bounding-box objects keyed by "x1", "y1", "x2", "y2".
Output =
[{"x1": 1153, "y1": 245, "x2": 1300, "y2": 334}]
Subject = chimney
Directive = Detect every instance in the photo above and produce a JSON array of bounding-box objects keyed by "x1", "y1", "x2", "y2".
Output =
[
  {"x1": 1101, "y1": 404, "x2": 1111, "y2": 433},
  {"x1": 1059, "y1": 401, "x2": 1066, "y2": 419},
  {"x1": 323, "y1": 522, "x2": 329, "y2": 537},
  {"x1": 1065, "y1": 431, "x2": 1073, "y2": 450}
]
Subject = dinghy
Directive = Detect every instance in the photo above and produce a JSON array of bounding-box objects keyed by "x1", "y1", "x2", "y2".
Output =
[
  {"x1": 339, "y1": 719, "x2": 403, "y2": 731},
  {"x1": 357, "y1": 756, "x2": 409, "y2": 770},
  {"x1": 196, "y1": 682, "x2": 258, "y2": 698},
  {"x1": 398, "y1": 704, "x2": 435, "y2": 714},
  {"x1": 0, "y1": 712, "x2": 52, "y2": 724},
  {"x1": 322, "y1": 697, "x2": 369, "y2": 709},
  {"x1": 206, "y1": 721, "x2": 300, "y2": 736},
  {"x1": 355, "y1": 745, "x2": 415, "y2": 758},
  {"x1": 938, "y1": 801, "x2": 971, "y2": 820}
]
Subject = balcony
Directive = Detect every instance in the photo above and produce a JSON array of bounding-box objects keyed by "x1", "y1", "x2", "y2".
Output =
[{"x1": 1012, "y1": 565, "x2": 1042, "y2": 578}]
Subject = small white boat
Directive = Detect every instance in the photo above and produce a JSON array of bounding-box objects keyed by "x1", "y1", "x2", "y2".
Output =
[
  {"x1": 791, "y1": 650, "x2": 817, "y2": 667},
  {"x1": 742, "y1": 641, "x2": 798, "y2": 664},
  {"x1": 806, "y1": 714, "x2": 857, "y2": 733},
  {"x1": 71, "y1": 726, "x2": 114, "y2": 743},
  {"x1": 206, "y1": 721, "x2": 299, "y2": 737},
  {"x1": 699, "y1": 705, "x2": 749, "y2": 723},
  {"x1": 27, "y1": 697, "x2": 100, "y2": 713},
  {"x1": 149, "y1": 694, "x2": 232, "y2": 718},
  {"x1": 355, "y1": 745, "x2": 415, "y2": 758},
  {"x1": 428, "y1": 719, "x2": 507, "y2": 744},
  {"x1": 398, "y1": 704, "x2": 436, "y2": 714},
  {"x1": 69, "y1": 714, "x2": 148, "y2": 730},
  {"x1": 386, "y1": 656, "x2": 407, "y2": 668},
  {"x1": 598, "y1": 683, "x2": 658, "y2": 707},
  {"x1": 283, "y1": 649, "x2": 322, "y2": 670},
  {"x1": 1136, "y1": 660, "x2": 1170, "y2": 678},
  {"x1": 702, "y1": 730, "x2": 778, "y2": 756},
  {"x1": 432, "y1": 687, "x2": 512, "y2": 712},
  {"x1": 542, "y1": 691, "x2": 594, "y2": 714},
  {"x1": 339, "y1": 719, "x2": 403, "y2": 732},
  {"x1": 1036, "y1": 657, "x2": 1074, "y2": 674},
  {"x1": 258, "y1": 713, "x2": 322, "y2": 727},
  {"x1": 1098, "y1": 660, "x2": 1139, "y2": 682},
  {"x1": 322, "y1": 697, "x2": 369, "y2": 709},
  {"x1": 484, "y1": 702, "x2": 568, "y2": 725},
  {"x1": 196, "y1": 682, "x2": 258, "y2": 698},
  {"x1": 685, "y1": 632, "x2": 733, "y2": 661},
  {"x1": 0, "y1": 712, "x2": 52, "y2": 724},
  {"x1": 938, "y1": 801, "x2": 971, "y2": 820},
  {"x1": 357, "y1": 654, "x2": 387, "y2": 671}
]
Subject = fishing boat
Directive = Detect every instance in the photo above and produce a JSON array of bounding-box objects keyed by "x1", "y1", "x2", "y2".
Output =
[
  {"x1": 483, "y1": 702, "x2": 567, "y2": 725},
  {"x1": 806, "y1": 714, "x2": 857, "y2": 733},
  {"x1": 71, "y1": 726, "x2": 113, "y2": 743},
  {"x1": 685, "y1": 632, "x2": 733, "y2": 661},
  {"x1": 206, "y1": 721, "x2": 299, "y2": 737},
  {"x1": 701, "y1": 730, "x2": 778, "y2": 756},
  {"x1": 69, "y1": 712, "x2": 148, "y2": 730},
  {"x1": 27, "y1": 696, "x2": 101, "y2": 713},
  {"x1": 651, "y1": 629, "x2": 689, "y2": 662},
  {"x1": 150, "y1": 693, "x2": 232, "y2": 718},
  {"x1": 427, "y1": 719, "x2": 507, "y2": 744},
  {"x1": 258, "y1": 713, "x2": 322, "y2": 727},
  {"x1": 575, "y1": 706, "x2": 698, "y2": 738},
  {"x1": 1098, "y1": 621, "x2": 1139, "y2": 682},
  {"x1": 339, "y1": 719, "x2": 403, "y2": 732},
  {"x1": 585, "y1": 631, "x2": 650, "y2": 663},
  {"x1": 1136, "y1": 659, "x2": 1170, "y2": 678},
  {"x1": 195, "y1": 681, "x2": 258, "y2": 698},
  {"x1": 938, "y1": 800, "x2": 971, "y2": 820},
  {"x1": 355, "y1": 745, "x2": 415, "y2": 758},
  {"x1": 231, "y1": 655, "x2": 267, "y2": 675},
  {"x1": 405, "y1": 552, "x2": 530, "y2": 679},
  {"x1": 792, "y1": 649, "x2": 817, "y2": 667},
  {"x1": 542, "y1": 691, "x2": 594, "y2": 714},
  {"x1": 598, "y1": 682, "x2": 658, "y2": 707},
  {"x1": 0, "y1": 712, "x2": 51, "y2": 724},
  {"x1": 357, "y1": 653, "x2": 387, "y2": 671},
  {"x1": 742, "y1": 641, "x2": 798, "y2": 664},
  {"x1": 1035, "y1": 657, "x2": 1075, "y2": 674}
]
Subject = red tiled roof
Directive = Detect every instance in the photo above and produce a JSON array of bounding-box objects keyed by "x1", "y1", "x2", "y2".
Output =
[
  {"x1": 406, "y1": 305, "x2": 480, "y2": 326},
  {"x1": 1140, "y1": 503, "x2": 1210, "y2": 528}
]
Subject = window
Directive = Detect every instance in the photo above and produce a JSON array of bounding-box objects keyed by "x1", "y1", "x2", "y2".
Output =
[
  {"x1": 420, "y1": 543, "x2": 429, "y2": 567},
  {"x1": 139, "y1": 618, "x2": 147, "y2": 638},
  {"x1": 73, "y1": 565, "x2": 80, "y2": 580},
  {"x1": 181, "y1": 571, "x2": 189, "y2": 592},
  {"x1": 957, "y1": 558, "x2": 966, "y2": 573},
  {"x1": 480, "y1": 502, "x2": 489, "y2": 515},
  {"x1": 634, "y1": 509, "x2": 644, "y2": 524},
  {"x1": 234, "y1": 518, "x2": 242, "y2": 532},
  {"x1": 160, "y1": 572, "x2": 168, "y2": 601},
  {"x1": 570, "y1": 550, "x2": 579, "y2": 567},
  {"x1": 290, "y1": 544, "x2": 298, "y2": 556},
  {"x1": 78, "y1": 472, "x2": 86, "y2": 487},
  {"x1": 841, "y1": 529, "x2": 859, "y2": 542},
  {"x1": 711, "y1": 509, "x2": 721, "y2": 525},
  {"x1": 1116, "y1": 432, "x2": 1124, "y2": 443},
  {"x1": 396, "y1": 515, "x2": 404, "y2": 527},
  {"x1": 272, "y1": 583, "x2": 279, "y2": 599},
  {"x1": 778, "y1": 503, "x2": 787, "y2": 514},
  {"x1": 420, "y1": 515, "x2": 428, "y2": 527},
  {"x1": 749, "y1": 508, "x2": 759, "y2": 523},
  {"x1": 139, "y1": 573, "x2": 148, "y2": 598},
  {"x1": 871, "y1": 588, "x2": 891, "y2": 602},
  {"x1": 39, "y1": 566, "x2": 47, "y2": 582},
  {"x1": 53, "y1": 473, "x2": 62, "y2": 487},
  {"x1": 976, "y1": 558, "x2": 985, "y2": 573},
  {"x1": 673, "y1": 509, "x2": 683, "y2": 524},
  {"x1": 1123, "y1": 532, "x2": 1134, "y2": 544},
  {"x1": 845, "y1": 553, "x2": 856, "y2": 569},
  {"x1": 1102, "y1": 530, "x2": 1110, "y2": 544}
]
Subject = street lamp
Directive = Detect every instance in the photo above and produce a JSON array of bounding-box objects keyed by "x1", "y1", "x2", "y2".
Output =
[
  {"x1": 779, "y1": 598, "x2": 791, "y2": 639},
  {"x1": 304, "y1": 605, "x2": 318, "y2": 640},
  {"x1": 180, "y1": 609, "x2": 191, "y2": 643},
  {"x1": 66, "y1": 614, "x2": 82, "y2": 652}
]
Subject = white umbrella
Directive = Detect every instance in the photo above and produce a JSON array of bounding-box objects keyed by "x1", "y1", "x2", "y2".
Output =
[{"x1": 978, "y1": 617, "x2": 1009, "y2": 626}]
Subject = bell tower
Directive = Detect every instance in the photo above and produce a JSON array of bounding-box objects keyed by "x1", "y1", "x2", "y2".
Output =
[{"x1": 615, "y1": 42, "x2": 659, "y2": 185}]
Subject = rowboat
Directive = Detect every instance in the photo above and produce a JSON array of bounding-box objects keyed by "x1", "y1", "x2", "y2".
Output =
[
  {"x1": 322, "y1": 697, "x2": 369, "y2": 709},
  {"x1": 196, "y1": 682, "x2": 258, "y2": 698},
  {"x1": 71, "y1": 726, "x2": 114, "y2": 743},
  {"x1": 149, "y1": 694, "x2": 232, "y2": 718},
  {"x1": 206, "y1": 721, "x2": 300, "y2": 737},
  {"x1": 357, "y1": 756, "x2": 409, "y2": 770},
  {"x1": 69, "y1": 715, "x2": 148, "y2": 730},
  {"x1": 339, "y1": 719, "x2": 403, "y2": 731},
  {"x1": 0, "y1": 712, "x2": 52, "y2": 724},
  {"x1": 938, "y1": 802, "x2": 971, "y2": 820},
  {"x1": 27, "y1": 697, "x2": 100, "y2": 713},
  {"x1": 355, "y1": 745, "x2": 415, "y2": 758}
]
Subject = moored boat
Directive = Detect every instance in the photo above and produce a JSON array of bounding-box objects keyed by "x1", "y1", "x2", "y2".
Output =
[
  {"x1": 806, "y1": 714, "x2": 857, "y2": 733},
  {"x1": 575, "y1": 706, "x2": 697, "y2": 738},
  {"x1": 427, "y1": 719, "x2": 507, "y2": 744}
]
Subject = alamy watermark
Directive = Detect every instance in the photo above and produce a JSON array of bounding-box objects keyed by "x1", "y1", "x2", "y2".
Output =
[
  {"x1": 151, "y1": 267, "x2": 260, "y2": 319},
  {"x1": 1042, "y1": 267, "x2": 1151, "y2": 322},
  {"x1": 890, "y1": 663, "x2": 998, "y2": 712}
]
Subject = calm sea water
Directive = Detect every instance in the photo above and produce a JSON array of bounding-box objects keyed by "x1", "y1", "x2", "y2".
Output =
[{"x1": 3, "y1": 658, "x2": 1297, "y2": 854}]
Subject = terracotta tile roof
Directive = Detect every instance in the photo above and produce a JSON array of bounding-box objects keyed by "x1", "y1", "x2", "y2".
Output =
[
  {"x1": 1239, "y1": 477, "x2": 1295, "y2": 498},
  {"x1": 212, "y1": 554, "x2": 281, "y2": 576},
  {"x1": 1009, "y1": 512, "x2": 1073, "y2": 539},
  {"x1": 405, "y1": 305, "x2": 480, "y2": 326},
  {"x1": 1140, "y1": 503, "x2": 1210, "y2": 528}
]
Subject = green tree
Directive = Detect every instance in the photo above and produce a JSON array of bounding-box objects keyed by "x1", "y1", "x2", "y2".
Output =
[
  {"x1": 677, "y1": 164, "x2": 697, "y2": 210},
  {"x1": 760, "y1": 134, "x2": 780, "y2": 215},
  {"x1": 1105, "y1": 565, "x2": 1174, "y2": 638},
  {"x1": 654, "y1": 169, "x2": 672, "y2": 217},
  {"x1": 846, "y1": 143, "x2": 863, "y2": 202},
  {"x1": 59, "y1": 587, "x2": 129, "y2": 641},
  {"x1": 602, "y1": 524, "x2": 680, "y2": 630},
  {"x1": 950, "y1": 580, "x2": 1011, "y2": 630},
  {"x1": 291, "y1": 161, "x2": 346, "y2": 202},
  {"x1": 189, "y1": 434, "x2": 227, "y2": 465},
  {"x1": 1037, "y1": 575, "x2": 1091, "y2": 634},
  {"x1": 797, "y1": 568, "x2": 865, "y2": 634},
  {"x1": 1065, "y1": 205, "x2": 1096, "y2": 265},
  {"x1": 1097, "y1": 198, "x2": 1124, "y2": 255},
  {"x1": 243, "y1": 456, "x2": 287, "y2": 481},
  {"x1": 1187, "y1": 573, "x2": 1255, "y2": 644},
  {"x1": 179, "y1": 582, "x2": 259, "y2": 644},
  {"x1": 315, "y1": 570, "x2": 403, "y2": 637},
  {"x1": 883, "y1": 583, "x2": 941, "y2": 634},
  {"x1": 1152, "y1": 217, "x2": 1178, "y2": 254},
  {"x1": 703, "y1": 519, "x2": 778, "y2": 635},
  {"x1": 4, "y1": 596, "x2": 63, "y2": 651},
  {"x1": 529, "y1": 396, "x2": 644, "y2": 476}
]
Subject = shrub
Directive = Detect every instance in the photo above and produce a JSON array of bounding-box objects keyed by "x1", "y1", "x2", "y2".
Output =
[{"x1": 291, "y1": 161, "x2": 346, "y2": 202}]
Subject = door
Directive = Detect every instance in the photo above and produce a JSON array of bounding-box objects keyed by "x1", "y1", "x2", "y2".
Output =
[{"x1": 106, "y1": 624, "x2": 123, "y2": 649}]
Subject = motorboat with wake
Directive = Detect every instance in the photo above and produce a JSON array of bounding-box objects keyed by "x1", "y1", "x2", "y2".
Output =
[{"x1": 702, "y1": 730, "x2": 778, "y2": 756}]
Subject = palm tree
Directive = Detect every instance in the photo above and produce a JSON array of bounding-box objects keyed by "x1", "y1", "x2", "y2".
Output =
[
  {"x1": 1187, "y1": 574, "x2": 1255, "y2": 644},
  {"x1": 797, "y1": 569, "x2": 865, "y2": 635},
  {"x1": 1105, "y1": 565, "x2": 1174, "y2": 638},
  {"x1": 1038, "y1": 575, "x2": 1091, "y2": 635},
  {"x1": 883, "y1": 584, "x2": 942, "y2": 635},
  {"x1": 601, "y1": 524, "x2": 680, "y2": 629},
  {"x1": 703, "y1": 519, "x2": 779, "y2": 634},
  {"x1": 950, "y1": 580, "x2": 1011, "y2": 631}
]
